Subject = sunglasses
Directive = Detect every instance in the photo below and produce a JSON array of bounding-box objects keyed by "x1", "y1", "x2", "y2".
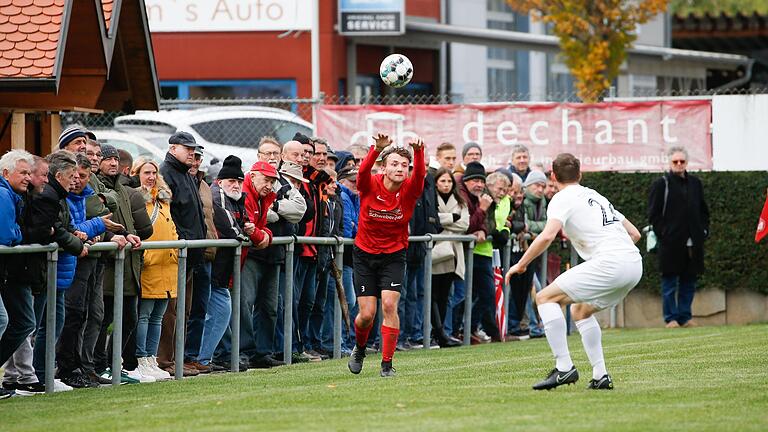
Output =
[{"x1": 671, "y1": 160, "x2": 687, "y2": 165}]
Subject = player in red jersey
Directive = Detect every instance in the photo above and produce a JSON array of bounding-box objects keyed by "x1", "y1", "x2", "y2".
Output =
[{"x1": 347, "y1": 134, "x2": 425, "y2": 377}]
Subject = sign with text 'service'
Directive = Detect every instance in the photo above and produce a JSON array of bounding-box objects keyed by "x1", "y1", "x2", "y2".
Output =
[
  {"x1": 145, "y1": 0, "x2": 311, "y2": 32},
  {"x1": 316, "y1": 100, "x2": 713, "y2": 172},
  {"x1": 338, "y1": 0, "x2": 405, "y2": 35}
]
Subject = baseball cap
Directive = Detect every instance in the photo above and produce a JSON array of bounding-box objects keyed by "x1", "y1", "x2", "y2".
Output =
[{"x1": 250, "y1": 161, "x2": 279, "y2": 179}]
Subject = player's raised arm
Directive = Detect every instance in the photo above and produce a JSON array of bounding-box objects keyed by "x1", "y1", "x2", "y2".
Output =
[
  {"x1": 357, "y1": 134, "x2": 391, "y2": 194},
  {"x1": 505, "y1": 217, "x2": 563, "y2": 284}
]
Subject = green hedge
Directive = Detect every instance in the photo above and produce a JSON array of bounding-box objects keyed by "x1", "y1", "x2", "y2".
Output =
[{"x1": 573, "y1": 171, "x2": 768, "y2": 294}]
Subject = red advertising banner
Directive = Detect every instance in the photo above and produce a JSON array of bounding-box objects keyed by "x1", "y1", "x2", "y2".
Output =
[{"x1": 316, "y1": 100, "x2": 712, "y2": 172}]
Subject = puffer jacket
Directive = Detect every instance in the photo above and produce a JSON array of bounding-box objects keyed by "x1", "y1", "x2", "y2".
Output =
[
  {"x1": 0, "y1": 175, "x2": 23, "y2": 246},
  {"x1": 99, "y1": 173, "x2": 153, "y2": 297},
  {"x1": 523, "y1": 190, "x2": 547, "y2": 235},
  {"x1": 140, "y1": 187, "x2": 178, "y2": 299},
  {"x1": 433, "y1": 192, "x2": 469, "y2": 278},
  {"x1": 58, "y1": 186, "x2": 106, "y2": 289}
]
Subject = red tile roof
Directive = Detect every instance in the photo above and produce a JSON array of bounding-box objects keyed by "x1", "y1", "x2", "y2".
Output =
[
  {"x1": 102, "y1": 0, "x2": 113, "y2": 31},
  {"x1": 0, "y1": 0, "x2": 64, "y2": 78}
]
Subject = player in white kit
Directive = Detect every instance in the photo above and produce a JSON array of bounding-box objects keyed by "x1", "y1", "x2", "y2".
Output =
[{"x1": 505, "y1": 153, "x2": 642, "y2": 390}]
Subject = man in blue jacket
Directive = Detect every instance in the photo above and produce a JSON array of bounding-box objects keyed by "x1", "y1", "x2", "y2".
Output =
[{"x1": 337, "y1": 166, "x2": 360, "y2": 352}]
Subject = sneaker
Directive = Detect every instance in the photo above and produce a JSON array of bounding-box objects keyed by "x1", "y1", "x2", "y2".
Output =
[
  {"x1": 347, "y1": 345, "x2": 366, "y2": 375},
  {"x1": 380, "y1": 360, "x2": 396, "y2": 378},
  {"x1": 300, "y1": 351, "x2": 322, "y2": 362},
  {"x1": 532, "y1": 366, "x2": 579, "y2": 390},
  {"x1": 681, "y1": 320, "x2": 698, "y2": 328},
  {"x1": 13, "y1": 382, "x2": 45, "y2": 396},
  {"x1": 428, "y1": 339, "x2": 441, "y2": 349},
  {"x1": 408, "y1": 340, "x2": 424, "y2": 349},
  {"x1": 587, "y1": 374, "x2": 614, "y2": 390},
  {"x1": 125, "y1": 368, "x2": 156, "y2": 383},
  {"x1": 61, "y1": 373, "x2": 99, "y2": 389},
  {"x1": 304, "y1": 349, "x2": 329, "y2": 361},
  {"x1": 665, "y1": 321, "x2": 680, "y2": 328},
  {"x1": 88, "y1": 372, "x2": 112, "y2": 385},
  {"x1": 1, "y1": 382, "x2": 16, "y2": 391},
  {"x1": 529, "y1": 332, "x2": 546, "y2": 339},
  {"x1": 147, "y1": 357, "x2": 172, "y2": 380},
  {"x1": 395, "y1": 342, "x2": 411, "y2": 352},
  {"x1": 53, "y1": 379, "x2": 74, "y2": 392},
  {"x1": 475, "y1": 329, "x2": 491, "y2": 341},
  {"x1": 0, "y1": 388, "x2": 12, "y2": 400}
]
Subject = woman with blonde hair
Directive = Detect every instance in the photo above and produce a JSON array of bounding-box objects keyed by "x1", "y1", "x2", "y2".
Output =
[{"x1": 131, "y1": 157, "x2": 177, "y2": 380}]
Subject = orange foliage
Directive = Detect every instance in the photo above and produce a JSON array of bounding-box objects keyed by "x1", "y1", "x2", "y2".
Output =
[{"x1": 507, "y1": 0, "x2": 667, "y2": 102}]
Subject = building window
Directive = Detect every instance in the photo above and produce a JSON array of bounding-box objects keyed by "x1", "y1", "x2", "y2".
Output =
[
  {"x1": 487, "y1": 0, "x2": 517, "y2": 97},
  {"x1": 547, "y1": 54, "x2": 577, "y2": 100},
  {"x1": 160, "y1": 80, "x2": 296, "y2": 100}
]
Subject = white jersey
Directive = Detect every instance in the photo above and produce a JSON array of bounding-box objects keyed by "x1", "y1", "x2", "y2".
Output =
[{"x1": 546, "y1": 184, "x2": 639, "y2": 261}]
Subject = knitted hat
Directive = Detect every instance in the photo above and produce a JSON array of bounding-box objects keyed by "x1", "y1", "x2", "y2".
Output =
[
  {"x1": 524, "y1": 170, "x2": 548, "y2": 187},
  {"x1": 101, "y1": 144, "x2": 119, "y2": 161},
  {"x1": 217, "y1": 155, "x2": 244, "y2": 180},
  {"x1": 461, "y1": 141, "x2": 482, "y2": 158},
  {"x1": 293, "y1": 132, "x2": 312, "y2": 146},
  {"x1": 462, "y1": 161, "x2": 486, "y2": 182},
  {"x1": 58, "y1": 125, "x2": 96, "y2": 149}
]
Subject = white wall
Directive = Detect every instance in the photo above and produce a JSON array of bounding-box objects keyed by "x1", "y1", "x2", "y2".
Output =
[{"x1": 712, "y1": 94, "x2": 768, "y2": 171}]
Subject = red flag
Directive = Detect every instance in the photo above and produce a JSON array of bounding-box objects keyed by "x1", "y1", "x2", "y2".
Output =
[
  {"x1": 756, "y1": 195, "x2": 768, "y2": 243},
  {"x1": 493, "y1": 266, "x2": 506, "y2": 341}
]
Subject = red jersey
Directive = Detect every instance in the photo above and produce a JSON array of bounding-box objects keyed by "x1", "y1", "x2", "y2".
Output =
[{"x1": 355, "y1": 145, "x2": 425, "y2": 254}]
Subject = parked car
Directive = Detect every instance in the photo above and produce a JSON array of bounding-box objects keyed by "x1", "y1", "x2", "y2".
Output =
[
  {"x1": 113, "y1": 106, "x2": 314, "y2": 168},
  {"x1": 94, "y1": 129, "x2": 222, "y2": 182}
]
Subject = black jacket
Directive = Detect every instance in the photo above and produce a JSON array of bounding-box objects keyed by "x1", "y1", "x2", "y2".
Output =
[
  {"x1": 648, "y1": 171, "x2": 709, "y2": 276},
  {"x1": 211, "y1": 182, "x2": 250, "y2": 288},
  {"x1": 160, "y1": 153, "x2": 207, "y2": 265},
  {"x1": 20, "y1": 175, "x2": 83, "y2": 293},
  {"x1": 317, "y1": 194, "x2": 344, "y2": 272},
  {"x1": 407, "y1": 173, "x2": 442, "y2": 264}
]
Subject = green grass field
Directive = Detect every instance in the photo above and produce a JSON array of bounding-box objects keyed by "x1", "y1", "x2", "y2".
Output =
[{"x1": 2, "y1": 324, "x2": 767, "y2": 431}]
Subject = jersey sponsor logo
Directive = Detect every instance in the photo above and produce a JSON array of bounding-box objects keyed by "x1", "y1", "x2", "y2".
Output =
[
  {"x1": 368, "y1": 207, "x2": 403, "y2": 221},
  {"x1": 588, "y1": 198, "x2": 620, "y2": 226}
]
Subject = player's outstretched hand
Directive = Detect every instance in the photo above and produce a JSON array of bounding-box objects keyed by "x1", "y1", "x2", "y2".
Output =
[
  {"x1": 373, "y1": 134, "x2": 392, "y2": 151},
  {"x1": 408, "y1": 138, "x2": 424, "y2": 152},
  {"x1": 504, "y1": 263, "x2": 526, "y2": 285}
]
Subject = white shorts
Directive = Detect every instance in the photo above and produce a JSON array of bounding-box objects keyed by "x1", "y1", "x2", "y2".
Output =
[{"x1": 554, "y1": 253, "x2": 643, "y2": 311}]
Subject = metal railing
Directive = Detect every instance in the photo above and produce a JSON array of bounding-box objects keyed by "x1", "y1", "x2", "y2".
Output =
[{"x1": 0, "y1": 233, "x2": 574, "y2": 392}]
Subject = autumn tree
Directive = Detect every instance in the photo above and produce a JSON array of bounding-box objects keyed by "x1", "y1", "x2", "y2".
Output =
[{"x1": 507, "y1": 0, "x2": 667, "y2": 102}]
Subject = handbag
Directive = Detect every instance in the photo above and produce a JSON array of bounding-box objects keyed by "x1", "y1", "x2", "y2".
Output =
[{"x1": 431, "y1": 240, "x2": 455, "y2": 264}]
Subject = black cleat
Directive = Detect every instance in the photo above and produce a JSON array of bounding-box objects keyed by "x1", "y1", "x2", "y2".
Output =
[
  {"x1": 532, "y1": 366, "x2": 579, "y2": 390},
  {"x1": 587, "y1": 374, "x2": 614, "y2": 390},
  {"x1": 380, "y1": 361, "x2": 396, "y2": 378},
  {"x1": 348, "y1": 345, "x2": 366, "y2": 374}
]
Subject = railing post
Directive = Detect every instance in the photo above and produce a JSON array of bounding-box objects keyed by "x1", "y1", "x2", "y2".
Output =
[
  {"x1": 111, "y1": 247, "x2": 126, "y2": 387},
  {"x1": 231, "y1": 244, "x2": 242, "y2": 372},
  {"x1": 463, "y1": 240, "x2": 475, "y2": 346},
  {"x1": 283, "y1": 241, "x2": 294, "y2": 365},
  {"x1": 422, "y1": 235, "x2": 433, "y2": 350},
  {"x1": 333, "y1": 241, "x2": 344, "y2": 359},
  {"x1": 44, "y1": 248, "x2": 57, "y2": 394},
  {"x1": 175, "y1": 244, "x2": 188, "y2": 380},
  {"x1": 501, "y1": 239, "x2": 512, "y2": 337}
]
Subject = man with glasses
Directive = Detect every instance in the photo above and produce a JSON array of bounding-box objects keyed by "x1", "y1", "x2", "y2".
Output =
[{"x1": 648, "y1": 147, "x2": 709, "y2": 329}]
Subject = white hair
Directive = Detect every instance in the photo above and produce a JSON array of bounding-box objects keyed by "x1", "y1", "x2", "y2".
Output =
[
  {"x1": 668, "y1": 146, "x2": 689, "y2": 159},
  {"x1": 0, "y1": 149, "x2": 34, "y2": 174},
  {"x1": 486, "y1": 172, "x2": 511, "y2": 188}
]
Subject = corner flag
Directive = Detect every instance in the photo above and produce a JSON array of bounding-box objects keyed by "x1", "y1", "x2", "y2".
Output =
[{"x1": 756, "y1": 195, "x2": 768, "y2": 243}]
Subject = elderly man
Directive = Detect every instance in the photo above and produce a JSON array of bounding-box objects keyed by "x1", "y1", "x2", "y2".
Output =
[
  {"x1": 648, "y1": 147, "x2": 709, "y2": 328},
  {"x1": 458, "y1": 162, "x2": 500, "y2": 344}
]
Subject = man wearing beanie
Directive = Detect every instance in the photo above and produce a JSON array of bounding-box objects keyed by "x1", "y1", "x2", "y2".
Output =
[
  {"x1": 458, "y1": 161, "x2": 501, "y2": 344},
  {"x1": 58, "y1": 125, "x2": 96, "y2": 152},
  {"x1": 197, "y1": 156, "x2": 256, "y2": 371}
]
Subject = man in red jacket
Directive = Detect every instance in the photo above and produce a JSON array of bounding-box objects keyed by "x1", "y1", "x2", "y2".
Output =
[
  {"x1": 348, "y1": 134, "x2": 425, "y2": 378},
  {"x1": 243, "y1": 161, "x2": 278, "y2": 249}
]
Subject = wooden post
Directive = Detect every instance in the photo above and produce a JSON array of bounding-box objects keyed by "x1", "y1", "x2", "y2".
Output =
[
  {"x1": 11, "y1": 112, "x2": 25, "y2": 150},
  {"x1": 49, "y1": 113, "x2": 61, "y2": 154}
]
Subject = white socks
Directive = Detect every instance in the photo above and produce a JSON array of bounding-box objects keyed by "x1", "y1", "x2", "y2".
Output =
[
  {"x1": 576, "y1": 315, "x2": 607, "y2": 380},
  {"x1": 537, "y1": 303, "x2": 574, "y2": 372}
]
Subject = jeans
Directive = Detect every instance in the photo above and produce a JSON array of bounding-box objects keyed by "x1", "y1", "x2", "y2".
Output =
[
  {"x1": 185, "y1": 262, "x2": 211, "y2": 362},
  {"x1": 322, "y1": 266, "x2": 356, "y2": 352},
  {"x1": 526, "y1": 274, "x2": 545, "y2": 336},
  {"x1": 662, "y1": 274, "x2": 697, "y2": 325},
  {"x1": 272, "y1": 268, "x2": 286, "y2": 355},
  {"x1": 292, "y1": 257, "x2": 317, "y2": 353},
  {"x1": 81, "y1": 261, "x2": 105, "y2": 374},
  {"x1": 307, "y1": 270, "x2": 329, "y2": 351},
  {"x1": 0, "y1": 280, "x2": 36, "y2": 366},
  {"x1": 235, "y1": 259, "x2": 279, "y2": 360},
  {"x1": 471, "y1": 255, "x2": 499, "y2": 339},
  {"x1": 398, "y1": 263, "x2": 421, "y2": 343},
  {"x1": 33, "y1": 289, "x2": 66, "y2": 382},
  {"x1": 136, "y1": 298, "x2": 169, "y2": 357},
  {"x1": 56, "y1": 257, "x2": 98, "y2": 376},
  {"x1": 0, "y1": 295, "x2": 7, "y2": 340},
  {"x1": 198, "y1": 286, "x2": 231, "y2": 365},
  {"x1": 2, "y1": 335, "x2": 36, "y2": 385},
  {"x1": 447, "y1": 279, "x2": 465, "y2": 336},
  {"x1": 342, "y1": 265, "x2": 357, "y2": 349}
]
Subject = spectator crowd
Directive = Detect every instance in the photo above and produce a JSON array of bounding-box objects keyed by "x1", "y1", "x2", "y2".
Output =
[{"x1": 0, "y1": 124, "x2": 665, "y2": 397}]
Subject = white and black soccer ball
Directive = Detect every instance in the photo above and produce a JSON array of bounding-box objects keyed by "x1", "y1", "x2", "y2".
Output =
[{"x1": 379, "y1": 54, "x2": 413, "y2": 88}]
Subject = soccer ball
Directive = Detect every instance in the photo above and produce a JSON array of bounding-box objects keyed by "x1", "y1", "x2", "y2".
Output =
[{"x1": 380, "y1": 54, "x2": 413, "y2": 88}]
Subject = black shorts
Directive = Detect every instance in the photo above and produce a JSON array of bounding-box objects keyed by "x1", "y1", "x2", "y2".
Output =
[{"x1": 353, "y1": 246, "x2": 406, "y2": 298}]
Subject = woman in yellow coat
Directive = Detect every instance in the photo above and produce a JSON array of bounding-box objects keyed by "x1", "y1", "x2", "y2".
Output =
[{"x1": 132, "y1": 157, "x2": 178, "y2": 381}]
